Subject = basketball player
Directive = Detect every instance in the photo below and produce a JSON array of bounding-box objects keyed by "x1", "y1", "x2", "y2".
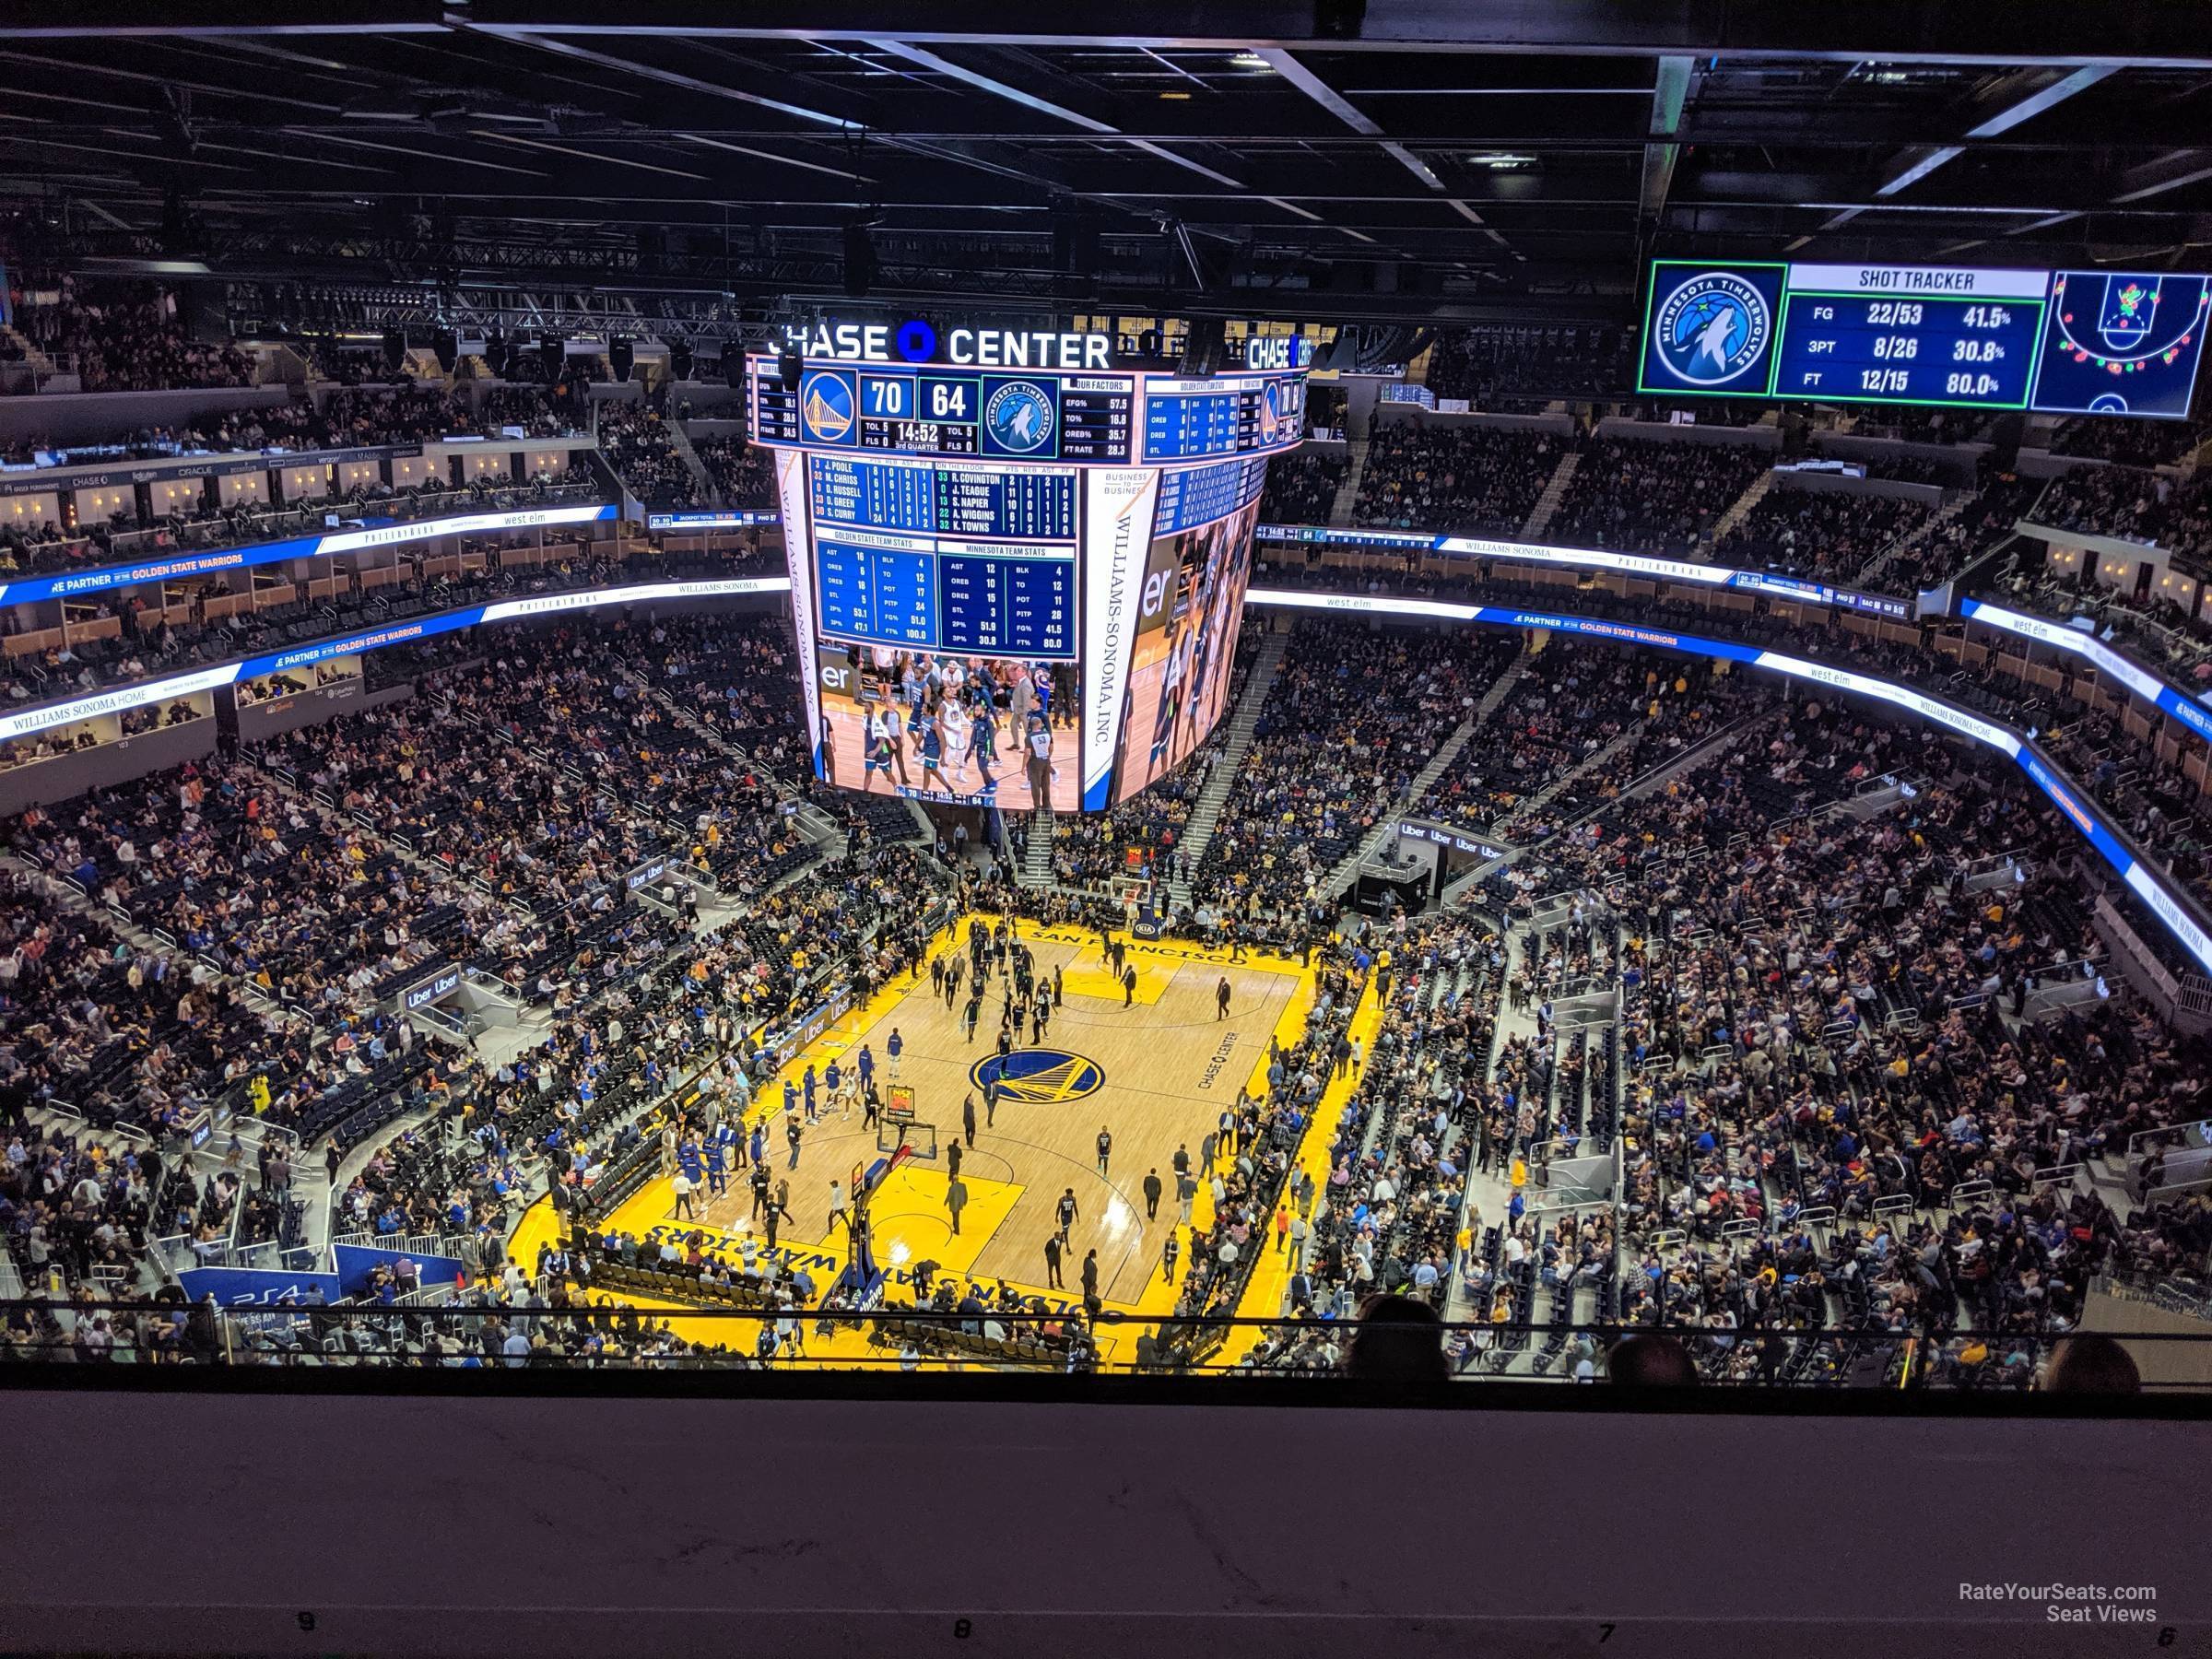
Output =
[
  {"x1": 918, "y1": 714, "x2": 951, "y2": 794},
  {"x1": 967, "y1": 696, "x2": 999, "y2": 790},
  {"x1": 863, "y1": 713, "x2": 896, "y2": 793}
]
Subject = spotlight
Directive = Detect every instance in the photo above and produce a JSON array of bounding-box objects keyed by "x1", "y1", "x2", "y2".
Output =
[
  {"x1": 842, "y1": 222, "x2": 878, "y2": 299},
  {"x1": 1178, "y1": 317, "x2": 1227, "y2": 376}
]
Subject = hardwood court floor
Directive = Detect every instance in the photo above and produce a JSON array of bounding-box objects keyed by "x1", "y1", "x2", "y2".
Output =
[
  {"x1": 546, "y1": 917, "x2": 1315, "y2": 1318},
  {"x1": 684, "y1": 922, "x2": 1304, "y2": 1305}
]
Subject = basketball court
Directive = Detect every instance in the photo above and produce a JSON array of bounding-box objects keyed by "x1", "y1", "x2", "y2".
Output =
[{"x1": 534, "y1": 913, "x2": 1354, "y2": 1358}]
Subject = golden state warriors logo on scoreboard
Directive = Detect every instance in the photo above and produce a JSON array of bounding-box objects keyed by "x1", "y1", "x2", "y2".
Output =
[
  {"x1": 971, "y1": 1048, "x2": 1104, "y2": 1103},
  {"x1": 799, "y1": 368, "x2": 856, "y2": 443}
]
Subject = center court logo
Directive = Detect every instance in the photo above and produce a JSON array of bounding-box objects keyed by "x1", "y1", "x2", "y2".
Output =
[
  {"x1": 1654, "y1": 271, "x2": 1771, "y2": 386},
  {"x1": 971, "y1": 1048, "x2": 1104, "y2": 1103},
  {"x1": 984, "y1": 380, "x2": 1055, "y2": 453},
  {"x1": 800, "y1": 370, "x2": 855, "y2": 441}
]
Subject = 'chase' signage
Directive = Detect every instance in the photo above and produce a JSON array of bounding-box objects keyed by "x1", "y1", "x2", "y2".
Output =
[
  {"x1": 1242, "y1": 335, "x2": 1315, "y2": 371},
  {"x1": 782, "y1": 320, "x2": 1112, "y2": 371}
]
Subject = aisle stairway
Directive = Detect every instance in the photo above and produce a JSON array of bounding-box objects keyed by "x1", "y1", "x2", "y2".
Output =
[
  {"x1": 665, "y1": 418, "x2": 716, "y2": 503},
  {"x1": 1519, "y1": 449, "x2": 1582, "y2": 540},
  {"x1": 1163, "y1": 626, "x2": 1292, "y2": 909},
  {"x1": 1853, "y1": 488, "x2": 1970, "y2": 589},
  {"x1": 1316, "y1": 653, "x2": 1531, "y2": 899},
  {"x1": 1327, "y1": 440, "x2": 1369, "y2": 527},
  {"x1": 1, "y1": 324, "x2": 58, "y2": 383},
  {"x1": 1019, "y1": 806, "x2": 1055, "y2": 888},
  {"x1": 1437, "y1": 704, "x2": 1784, "y2": 909},
  {"x1": 1708, "y1": 465, "x2": 1776, "y2": 544}
]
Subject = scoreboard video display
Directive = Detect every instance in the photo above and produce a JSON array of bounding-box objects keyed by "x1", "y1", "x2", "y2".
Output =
[
  {"x1": 754, "y1": 332, "x2": 1302, "y2": 815},
  {"x1": 750, "y1": 353, "x2": 1302, "y2": 467},
  {"x1": 806, "y1": 456, "x2": 1078, "y2": 661},
  {"x1": 1640, "y1": 260, "x2": 2212, "y2": 418}
]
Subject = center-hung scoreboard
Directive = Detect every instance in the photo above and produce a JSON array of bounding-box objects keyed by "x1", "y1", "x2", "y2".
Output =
[{"x1": 748, "y1": 324, "x2": 1310, "y2": 812}]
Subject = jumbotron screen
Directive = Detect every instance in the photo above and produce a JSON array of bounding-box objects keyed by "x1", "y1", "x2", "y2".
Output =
[
  {"x1": 751, "y1": 325, "x2": 1302, "y2": 813},
  {"x1": 1639, "y1": 259, "x2": 2212, "y2": 418}
]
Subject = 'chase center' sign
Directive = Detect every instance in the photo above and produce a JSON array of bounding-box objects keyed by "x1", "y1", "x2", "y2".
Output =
[{"x1": 782, "y1": 320, "x2": 1112, "y2": 371}]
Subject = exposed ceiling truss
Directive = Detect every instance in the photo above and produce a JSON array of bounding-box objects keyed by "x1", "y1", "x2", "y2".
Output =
[{"x1": 0, "y1": 4, "x2": 2206, "y2": 340}]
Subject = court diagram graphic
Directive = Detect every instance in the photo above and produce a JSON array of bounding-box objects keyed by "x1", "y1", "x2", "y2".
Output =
[{"x1": 2036, "y1": 271, "x2": 2212, "y2": 416}]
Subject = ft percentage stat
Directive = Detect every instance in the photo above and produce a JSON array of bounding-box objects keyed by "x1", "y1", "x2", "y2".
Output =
[{"x1": 1770, "y1": 265, "x2": 2047, "y2": 410}]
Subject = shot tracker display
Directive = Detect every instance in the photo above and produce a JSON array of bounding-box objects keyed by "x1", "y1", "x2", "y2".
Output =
[
  {"x1": 1770, "y1": 266, "x2": 2045, "y2": 408},
  {"x1": 2031, "y1": 270, "x2": 2212, "y2": 418},
  {"x1": 1640, "y1": 259, "x2": 2211, "y2": 418}
]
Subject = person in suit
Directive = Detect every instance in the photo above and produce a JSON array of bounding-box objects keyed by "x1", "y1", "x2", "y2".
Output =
[
  {"x1": 1080, "y1": 1248, "x2": 1100, "y2": 1302},
  {"x1": 961, "y1": 1093, "x2": 978, "y2": 1147},
  {"x1": 1141, "y1": 1168, "x2": 1163, "y2": 1221},
  {"x1": 1043, "y1": 1233, "x2": 1065, "y2": 1289}
]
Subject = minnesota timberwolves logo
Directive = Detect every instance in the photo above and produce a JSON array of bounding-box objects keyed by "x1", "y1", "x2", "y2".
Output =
[
  {"x1": 1653, "y1": 271, "x2": 1771, "y2": 387},
  {"x1": 971, "y1": 1048, "x2": 1104, "y2": 1103},
  {"x1": 799, "y1": 369, "x2": 855, "y2": 442},
  {"x1": 984, "y1": 381, "x2": 1055, "y2": 454}
]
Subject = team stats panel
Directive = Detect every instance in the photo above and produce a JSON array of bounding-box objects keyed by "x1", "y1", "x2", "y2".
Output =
[{"x1": 806, "y1": 454, "x2": 1076, "y2": 658}]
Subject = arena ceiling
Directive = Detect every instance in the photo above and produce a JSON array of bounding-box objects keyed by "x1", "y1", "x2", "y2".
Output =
[{"x1": 3, "y1": 2, "x2": 2211, "y2": 335}]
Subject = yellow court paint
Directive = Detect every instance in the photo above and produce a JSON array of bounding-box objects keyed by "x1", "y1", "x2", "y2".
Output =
[
  {"x1": 863, "y1": 1165, "x2": 1026, "y2": 1281},
  {"x1": 528, "y1": 912, "x2": 1343, "y2": 1368},
  {"x1": 1217, "y1": 976, "x2": 1386, "y2": 1366}
]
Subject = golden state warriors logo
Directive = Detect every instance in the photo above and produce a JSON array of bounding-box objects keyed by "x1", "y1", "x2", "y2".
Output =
[
  {"x1": 971, "y1": 1048, "x2": 1104, "y2": 1103},
  {"x1": 799, "y1": 369, "x2": 856, "y2": 442}
]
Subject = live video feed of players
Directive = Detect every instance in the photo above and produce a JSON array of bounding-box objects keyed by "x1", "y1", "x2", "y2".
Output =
[
  {"x1": 819, "y1": 642, "x2": 1081, "y2": 813},
  {"x1": 1112, "y1": 489, "x2": 1263, "y2": 805},
  {"x1": 805, "y1": 453, "x2": 1265, "y2": 815}
]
